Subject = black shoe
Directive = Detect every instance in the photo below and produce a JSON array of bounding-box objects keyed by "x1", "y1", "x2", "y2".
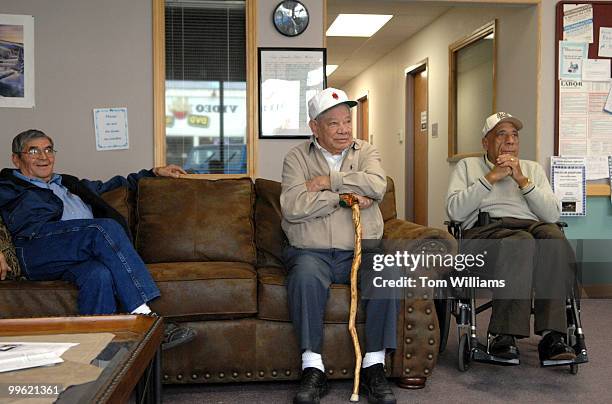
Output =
[
  {"x1": 360, "y1": 364, "x2": 396, "y2": 404},
  {"x1": 294, "y1": 367, "x2": 328, "y2": 404},
  {"x1": 489, "y1": 334, "x2": 520, "y2": 360},
  {"x1": 162, "y1": 323, "x2": 197, "y2": 350},
  {"x1": 538, "y1": 332, "x2": 576, "y2": 362}
]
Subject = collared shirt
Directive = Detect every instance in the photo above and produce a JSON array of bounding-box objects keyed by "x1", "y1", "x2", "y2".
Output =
[
  {"x1": 313, "y1": 138, "x2": 350, "y2": 172},
  {"x1": 13, "y1": 171, "x2": 94, "y2": 221}
]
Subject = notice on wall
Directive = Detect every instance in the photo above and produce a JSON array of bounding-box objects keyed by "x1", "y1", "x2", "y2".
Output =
[
  {"x1": 582, "y1": 59, "x2": 611, "y2": 81},
  {"x1": 598, "y1": 27, "x2": 612, "y2": 58},
  {"x1": 93, "y1": 108, "x2": 129, "y2": 151},
  {"x1": 563, "y1": 4, "x2": 594, "y2": 43},
  {"x1": 551, "y1": 158, "x2": 586, "y2": 216},
  {"x1": 559, "y1": 41, "x2": 589, "y2": 80}
]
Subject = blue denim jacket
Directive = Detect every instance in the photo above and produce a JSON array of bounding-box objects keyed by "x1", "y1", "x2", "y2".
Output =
[{"x1": 0, "y1": 168, "x2": 154, "y2": 238}]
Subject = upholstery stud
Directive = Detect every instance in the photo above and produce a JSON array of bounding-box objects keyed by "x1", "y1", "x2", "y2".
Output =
[
  {"x1": 428, "y1": 324, "x2": 435, "y2": 330},
  {"x1": 232, "y1": 372, "x2": 239, "y2": 378},
  {"x1": 405, "y1": 337, "x2": 412, "y2": 344},
  {"x1": 425, "y1": 308, "x2": 432, "y2": 314},
  {"x1": 163, "y1": 374, "x2": 169, "y2": 381},
  {"x1": 406, "y1": 323, "x2": 413, "y2": 330},
  {"x1": 328, "y1": 369, "x2": 334, "y2": 375},
  {"x1": 259, "y1": 371, "x2": 265, "y2": 377},
  {"x1": 191, "y1": 374, "x2": 198, "y2": 380},
  {"x1": 272, "y1": 370, "x2": 278, "y2": 377},
  {"x1": 407, "y1": 292, "x2": 413, "y2": 298},
  {"x1": 285, "y1": 370, "x2": 291, "y2": 376},
  {"x1": 246, "y1": 372, "x2": 252, "y2": 378},
  {"x1": 405, "y1": 368, "x2": 410, "y2": 374},
  {"x1": 405, "y1": 353, "x2": 411, "y2": 359},
  {"x1": 342, "y1": 369, "x2": 348, "y2": 375},
  {"x1": 204, "y1": 373, "x2": 211, "y2": 379},
  {"x1": 423, "y1": 294, "x2": 428, "y2": 299},
  {"x1": 424, "y1": 368, "x2": 430, "y2": 375},
  {"x1": 219, "y1": 372, "x2": 225, "y2": 378},
  {"x1": 407, "y1": 306, "x2": 414, "y2": 313},
  {"x1": 428, "y1": 353, "x2": 433, "y2": 360},
  {"x1": 428, "y1": 338, "x2": 435, "y2": 345},
  {"x1": 176, "y1": 374, "x2": 183, "y2": 380}
]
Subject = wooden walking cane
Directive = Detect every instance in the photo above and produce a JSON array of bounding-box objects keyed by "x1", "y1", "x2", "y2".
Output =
[{"x1": 340, "y1": 193, "x2": 362, "y2": 402}]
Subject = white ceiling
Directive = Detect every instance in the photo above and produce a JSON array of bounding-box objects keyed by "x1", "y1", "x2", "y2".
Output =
[{"x1": 326, "y1": 0, "x2": 451, "y2": 87}]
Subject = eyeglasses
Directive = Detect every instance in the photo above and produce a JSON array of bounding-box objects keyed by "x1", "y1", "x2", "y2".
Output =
[{"x1": 19, "y1": 147, "x2": 57, "y2": 158}]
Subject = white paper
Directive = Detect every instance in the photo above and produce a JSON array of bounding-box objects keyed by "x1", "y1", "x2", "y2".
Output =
[
  {"x1": 582, "y1": 59, "x2": 611, "y2": 81},
  {"x1": 598, "y1": 27, "x2": 612, "y2": 58},
  {"x1": 563, "y1": 4, "x2": 593, "y2": 43},
  {"x1": 559, "y1": 41, "x2": 589, "y2": 80},
  {"x1": 0, "y1": 342, "x2": 77, "y2": 373},
  {"x1": 93, "y1": 107, "x2": 129, "y2": 151},
  {"x1": 604, "y1": 86, "x2": 612, "y2": 113},
  {"x1": 608, "y1": 156, "x2": 612, "y2": 204},
  {"x1": 586, "y1": 155, "x2": 610, "y2": 180},
  {"x1": 551, "y1": 164, "x2": 586, "y2": 216}
]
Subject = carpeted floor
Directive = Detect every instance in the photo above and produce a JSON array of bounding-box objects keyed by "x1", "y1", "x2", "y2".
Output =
[{"x1": 163, "y1": 299, "x2": 611, "y2": 404}]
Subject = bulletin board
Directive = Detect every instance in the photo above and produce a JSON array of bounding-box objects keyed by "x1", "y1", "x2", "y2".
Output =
[{"x1": 555, "y1": 1, "x2": 612, "y2": 196}]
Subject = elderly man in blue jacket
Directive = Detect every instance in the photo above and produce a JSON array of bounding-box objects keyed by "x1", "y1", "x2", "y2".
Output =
[{"x1": 0, "y1": 129, "x2": 195, "y2": 350}]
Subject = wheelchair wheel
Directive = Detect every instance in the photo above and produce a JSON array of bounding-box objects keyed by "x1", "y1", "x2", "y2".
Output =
[
  {"x1": 435, "y1": 299, "x2": 452, "y2": 353},
  {"x1": 458, "y1": 333, "x2": 471, "y2": 372},
  {"x1": 570, "y1": 364, "x2": 579, "y2": 375}
]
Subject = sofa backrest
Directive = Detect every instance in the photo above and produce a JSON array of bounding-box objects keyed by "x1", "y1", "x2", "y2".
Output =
[
  {"x1": 135, "y1": 177, "x2": 256, "y2": 265},
  {"x1": 253, "y1": 176, "x2": 397, "y2": 267}
]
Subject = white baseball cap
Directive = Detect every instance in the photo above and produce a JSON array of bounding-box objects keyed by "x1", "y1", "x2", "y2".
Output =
[
  {"x1": 308, "y1": 87, "x2": 357, "y2": 120},
  {"x1": 482, "y1": 112, "x2": 523, "y2": 137}
]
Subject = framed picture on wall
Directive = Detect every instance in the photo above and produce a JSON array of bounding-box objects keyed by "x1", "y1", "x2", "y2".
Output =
[
  {"x1": 258, "y1": 47, "x2": 326, "y2": 139},
  {"x1": 0, "y1": 14, "x2": 34, "y2": 108}
]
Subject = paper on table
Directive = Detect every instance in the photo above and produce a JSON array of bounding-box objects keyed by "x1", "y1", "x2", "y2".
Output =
[
  {"x1": 582, "y1": 59, "x2": 611, "y2": 81},
  {"x1": 0, "y1": 342, "x2": 77, "y2": 373},
  {"x1": 598, "y1": 27, "x2": 612, "y2": 58}
]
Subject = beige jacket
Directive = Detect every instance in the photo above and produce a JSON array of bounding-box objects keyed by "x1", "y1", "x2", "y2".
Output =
[{"x1": 280, "y1": 138, "x2": 387, "y2": 250}]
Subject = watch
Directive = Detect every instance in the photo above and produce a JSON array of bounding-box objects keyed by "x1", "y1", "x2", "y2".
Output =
[{"x1": 273, "y1": 0, "x2": 309, "y2": 37}]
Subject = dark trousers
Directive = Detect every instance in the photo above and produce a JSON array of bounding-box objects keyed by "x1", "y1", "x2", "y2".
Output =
[
  {"x1": 14, "y1": 218, "x2": 161, "y2": 315},
  {"x1": 463, "y1": 218, "x2": 576, "y2": 337},
  {"x1": 283, "y1": 245, "x2": 398, "y2": 354}
]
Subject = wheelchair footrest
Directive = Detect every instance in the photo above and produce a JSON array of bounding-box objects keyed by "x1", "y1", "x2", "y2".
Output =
[
  {"x1": 472, "y1": 344, "x2": 520, "y2": 366},
  {"x1": 541, "y1": 351, "x2": 588, "y2": 367}
]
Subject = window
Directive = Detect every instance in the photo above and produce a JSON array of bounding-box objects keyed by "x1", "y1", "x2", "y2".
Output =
[{"x1": 154, "y1": 0, "x2": 255, "y2": 177}]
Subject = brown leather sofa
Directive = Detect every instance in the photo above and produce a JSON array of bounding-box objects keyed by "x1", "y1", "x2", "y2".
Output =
[{"x1": 0, "y1": 176, "x2": 455, "y2": 389}]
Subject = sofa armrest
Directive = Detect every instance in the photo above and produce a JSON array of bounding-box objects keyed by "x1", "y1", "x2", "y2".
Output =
[{"x1": 381, "y1": 218, "x2": 456, "y2": 387}]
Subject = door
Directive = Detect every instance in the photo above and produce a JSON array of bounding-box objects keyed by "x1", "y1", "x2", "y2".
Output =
[
  {"x1": 357, "y1": 95, "x2": 369, "y2": 142},
  {"x1": 405, "y1": 64, "x2": 428, "y2": 226}
]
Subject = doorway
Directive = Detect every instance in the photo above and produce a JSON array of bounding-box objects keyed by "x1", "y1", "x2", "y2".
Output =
[
  {"x1": 405, "y1": 62, "x2": 428, "y2": 226},
  {"x1": 357, "y1": 95, "x2": 369, "y2": 142}
]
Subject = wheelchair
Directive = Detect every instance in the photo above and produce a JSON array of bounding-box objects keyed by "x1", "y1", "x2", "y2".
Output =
[{"x1": 435, "y1": 220, "x2": 588, "y2": 374}]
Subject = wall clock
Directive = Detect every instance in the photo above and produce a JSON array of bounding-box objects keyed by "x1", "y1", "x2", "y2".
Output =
[{"x1": 273, "y1": 1, "x2": 309, "y2": 37}]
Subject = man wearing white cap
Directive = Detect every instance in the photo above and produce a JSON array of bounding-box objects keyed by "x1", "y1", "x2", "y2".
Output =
[
  {"x1": 280, "y1": 88, "x2": 396, "y2": 404},
  {"x1": 446, "y1": 112, "x2": 577, "y2": 366}
]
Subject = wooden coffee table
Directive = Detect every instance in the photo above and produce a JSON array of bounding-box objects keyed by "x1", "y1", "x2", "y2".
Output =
[{"x1": 0, "y1": 315, "x2": 163, "y2": 403}]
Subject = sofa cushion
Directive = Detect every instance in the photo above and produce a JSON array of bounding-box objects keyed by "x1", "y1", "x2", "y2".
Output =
[
  {"x1": 100, "y1": 186, "x2": 136, "y2": 237},
  {"x1": 148, "y1": 261, "x2": 257, "y2": 319},
  {"x1": 257, "y1": 266, "x2": 365, "y2": 323},
  {"x1": 0, "y1": 281, "x2": 78, "y2": 317},
  {"x1": 379, "y1": 177, "x2": 397, "y2": 222},
  {"x1": 0, "y1": 216, "x2": 21, "y2": 280},
  {"x1": 136, "y1": 178, "x2": 256, "y2": 264},
  {"x1": 254, "y1": 179, "x2": 287, "y2": 268}
]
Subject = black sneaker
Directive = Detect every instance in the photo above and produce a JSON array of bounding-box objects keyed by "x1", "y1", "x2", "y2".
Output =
[
  {"x1": 360, "y1": 364, "x2": 396, "y2": 404},
  {"x1": 489, "y1": 334, "x2": 520, "y2": 360},
  {"x1": 538, "y1": 331, "x2": 576, "y2": 362},
  {"x1": 162, "y1": 323, "x2": 197, "y2": 350},
  {"x1": 294, "y1": 367, "x2": 328, "y2": 404}
]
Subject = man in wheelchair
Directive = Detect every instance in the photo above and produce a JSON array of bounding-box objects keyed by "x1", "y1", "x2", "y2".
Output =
[{"x1": 445, "y1": 112, "x2": 579, "y2": 367}]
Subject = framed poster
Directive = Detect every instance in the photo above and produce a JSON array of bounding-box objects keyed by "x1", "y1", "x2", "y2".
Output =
[
  {"x1": 0, "y1": 14, "x2": 34, "y2": 108},
  {"x1": 258, "y1": 47, "x2": 326, "y2": 139}
]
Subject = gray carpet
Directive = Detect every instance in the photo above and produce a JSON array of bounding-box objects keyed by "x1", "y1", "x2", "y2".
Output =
[{"x1": 163, "y1": 299, "x2": 611, "y2": 404}]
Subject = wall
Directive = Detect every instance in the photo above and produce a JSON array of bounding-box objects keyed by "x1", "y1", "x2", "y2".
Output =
[
  {"x1": 0, "y1": 0, "x2": 153, "y2": 180},
  {"x1": 342, "y1": 4, "x2": 538, "y2": 226},
  {"x1": 256, "y1": 0, "x2": 324, "y2": 181}
]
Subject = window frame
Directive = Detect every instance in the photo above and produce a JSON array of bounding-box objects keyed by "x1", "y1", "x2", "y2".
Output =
[{"x1": 152, "y1": 0, "x2": 257, "y2": 179}]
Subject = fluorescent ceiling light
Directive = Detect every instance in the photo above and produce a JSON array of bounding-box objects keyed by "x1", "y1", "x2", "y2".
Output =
[
  {"x1": 326, "y1": 65, "x2": 338, "y2": 76},
  {"x1": 326, "y1": 14, "x2": 393, "y2": 37}
]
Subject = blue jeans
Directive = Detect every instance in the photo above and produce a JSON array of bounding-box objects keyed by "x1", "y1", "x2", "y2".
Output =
[{"x1": 14, "y1": 218, "x2": 160, "y2": 315}]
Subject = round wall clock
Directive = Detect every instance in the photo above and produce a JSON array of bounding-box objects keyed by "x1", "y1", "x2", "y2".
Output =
[{"x1": 273, "y1": 0, "x2": 309, "y2": 37}]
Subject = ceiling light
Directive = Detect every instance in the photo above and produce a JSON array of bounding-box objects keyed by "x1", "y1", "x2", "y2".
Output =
[
  {"x1": 326, "y1": 65, "x2": 338, "y2": 76},
  {"x1": 326, "y1": 14, "x2": 393, "y2": 37}
]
